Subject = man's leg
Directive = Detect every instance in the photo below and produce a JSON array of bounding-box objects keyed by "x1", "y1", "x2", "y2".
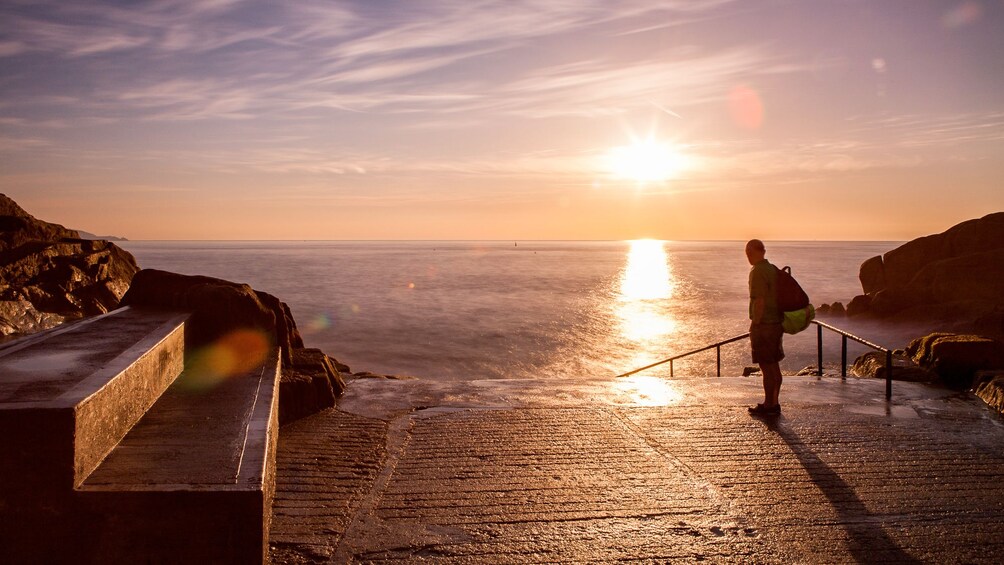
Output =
[
  {"x1": 763, "y1": 362, "x2": 782, "y2": 407},
  {"x1": 758, "y1": 363, "x2": 770, "y2": 405}
]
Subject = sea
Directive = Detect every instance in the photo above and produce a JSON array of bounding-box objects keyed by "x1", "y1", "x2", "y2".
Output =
[{"x1": 118, "y1": 240, "x2": 908, "y2": 381}]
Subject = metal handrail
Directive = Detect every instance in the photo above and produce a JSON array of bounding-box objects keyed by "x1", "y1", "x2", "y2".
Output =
[
  {"x1": 812, "y1": 319, "x2": 893, "y2": 400},
  {"x1": 614, "y1": 333, "x2": 749, "y2": 379},
  {"x1": 615, "y1": 319, "x2": 895, "y2": 400}
]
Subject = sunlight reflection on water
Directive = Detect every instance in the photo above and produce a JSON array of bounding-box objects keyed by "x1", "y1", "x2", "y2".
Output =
[
  {"x1": 620, "y1": 239, "x2": 674, "y2": 301},
  {"x1": 616, "y1": 240, "x2": 678, "y2": 367},
  {"x1": 613, "y1": 375, "x2": 682, "y2": 406}
]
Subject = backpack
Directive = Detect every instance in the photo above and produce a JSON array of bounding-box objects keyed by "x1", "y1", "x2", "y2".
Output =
[
  {"x1": 775, "y1": 265, "x2": 814, "y2": 335},
  {"x1": 775, "y1": 265, "x2": 809, "y2": 311}
]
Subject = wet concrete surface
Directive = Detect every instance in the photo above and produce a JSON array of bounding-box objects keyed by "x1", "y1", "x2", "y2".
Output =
[
  {"x1": 83, "y1": 349, "x2": 280, "y2": 488},
  {"x1": 0, "y1": 308, "x2": 184, "y2": 403},
  {"x1": 270, "y1": 375, "x2": 1004, "y2": 563}
]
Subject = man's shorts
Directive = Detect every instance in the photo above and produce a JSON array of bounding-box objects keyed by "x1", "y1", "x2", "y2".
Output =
[{"x1": 750, "y1": 322, "x2": 785, "y2": 365}]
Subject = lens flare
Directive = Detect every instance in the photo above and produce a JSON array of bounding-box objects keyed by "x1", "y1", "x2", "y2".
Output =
[
  {"x1": 729, "y1": 85, "x2": 764, "y2": 130},
  {"x1": 182, "y1": 328, "x2": 272, "y2": 390},
  {"x1": 304, "y1": 312, "x2": 332, "y2": 334},
  {"x1": 942, "y1": 1, "x2": 982, "y2": 28}
]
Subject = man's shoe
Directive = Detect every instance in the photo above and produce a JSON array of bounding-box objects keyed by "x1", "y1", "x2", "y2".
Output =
[{"x1": 748, "y1": 403, "x2": 781, "y2": 415}]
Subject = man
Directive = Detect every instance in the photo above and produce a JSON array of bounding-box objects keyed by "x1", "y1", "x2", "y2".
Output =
[{"x1": 745, "y1": 239, "x2": 784, "y2": 415}]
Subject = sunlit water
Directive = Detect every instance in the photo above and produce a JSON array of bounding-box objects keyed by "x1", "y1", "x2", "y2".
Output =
[{"x1": 120, "y1": 240, "x2": 900, "y2": 381}]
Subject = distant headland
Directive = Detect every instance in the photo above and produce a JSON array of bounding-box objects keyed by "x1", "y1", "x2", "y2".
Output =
[{"x1": 74, "y1": 229, "x2": 128, "y2": 241}]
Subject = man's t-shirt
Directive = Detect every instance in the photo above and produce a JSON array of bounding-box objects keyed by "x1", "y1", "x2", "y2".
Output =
[{"x1": 749, "y1": 259, "x2": 782, "y2": 324}]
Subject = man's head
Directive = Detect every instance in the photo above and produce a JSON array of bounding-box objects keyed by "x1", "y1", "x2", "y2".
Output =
[{"x1": 745, "y1": 239, "x2": 765, "y2": 265}]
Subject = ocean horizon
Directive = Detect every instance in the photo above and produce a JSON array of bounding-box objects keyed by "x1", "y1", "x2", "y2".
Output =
[{"x1": 119, "y1": 239, "x2": 915, "y2": 382}]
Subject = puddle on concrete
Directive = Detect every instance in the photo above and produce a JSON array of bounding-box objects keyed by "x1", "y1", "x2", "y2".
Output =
[{"x1": 612, "y1": 375, "x2": 684, "y2": 406}]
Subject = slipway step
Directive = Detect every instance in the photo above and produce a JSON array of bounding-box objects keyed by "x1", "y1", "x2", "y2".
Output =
[
  {"x1": 0, "y1": 307, "x2": 187, "y2": 492},
  {"x1": 78, "y1": 347, "x2": 281, "y2": 565}
]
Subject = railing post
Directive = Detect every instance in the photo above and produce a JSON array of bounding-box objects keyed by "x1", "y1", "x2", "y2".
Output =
[
  {"x1": 716, "y1": 346, "x2": 721, "y2": 377},
  {"x1": 670, "y1": 359, "x2": 674, "y2": 378},
  {"x1": 885, "y1": 349, "x2": 893, "y2": 401},
  {"x1": 816, "y1": 323, "x2": 823, "y2": 376},
  {"x1": 841, "y1": 335, "x2": 847, "y2": 379}
]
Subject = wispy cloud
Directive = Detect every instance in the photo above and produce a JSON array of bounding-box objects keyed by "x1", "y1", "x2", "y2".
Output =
[
  {"x1": 0, "y1": 134, "x2": 50, "y2": 151},
  {"x1": 3, "y1": 0, "x2": 1003, "y2": 240},
  {"x1": 1, "y1": 0, "x2": 745, "y2": 121},
  {"x1": 848, "y1": 113, "x2": 1004, "y2": 148}
]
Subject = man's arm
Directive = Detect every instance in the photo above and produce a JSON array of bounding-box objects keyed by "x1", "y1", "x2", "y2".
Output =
[
  {"x1": 751, "y1": 296, "x2": 765, "y2": 324},
  {"x1": 750, "y1": 267, "x2": 768, "y2": 324}
]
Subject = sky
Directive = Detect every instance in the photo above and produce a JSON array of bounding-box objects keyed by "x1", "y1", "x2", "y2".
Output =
[{"x1": 1, "y1": 0, "x2": 1003, "y2": 241}]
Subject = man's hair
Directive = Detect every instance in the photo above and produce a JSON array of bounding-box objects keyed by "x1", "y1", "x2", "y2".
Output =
[{"x1": 746, "y1": 239, "x2": 765, "y2": 252}]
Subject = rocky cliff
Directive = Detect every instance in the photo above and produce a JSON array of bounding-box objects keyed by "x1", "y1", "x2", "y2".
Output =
[
  {"x1": 122, "y1": 269, "x2": 346, "y2": 424},
  {"x1": 0, "y1": 194, "x2": 139, "y2": 335},
  {"x1": 822, "y1": 212, "x2": 1004, "y2": 336}
]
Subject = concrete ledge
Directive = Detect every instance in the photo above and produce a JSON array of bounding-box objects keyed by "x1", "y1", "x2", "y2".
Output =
[
  {"x1": 78, "y1": 348, "x2": 281, "y2": 564},
  {"x1": 0, "y1": 307, "x2": 187, "y2": 491}
]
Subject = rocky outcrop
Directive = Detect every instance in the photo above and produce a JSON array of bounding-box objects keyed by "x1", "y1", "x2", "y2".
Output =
[
  {"x1": 121, "y1": 269, "x2": 346, "y2": 423},
  {"x1": 0, "y1": 194, "x2": 139, "y2": 335},
  {"x1": 122, "y1": 269, "x2": 303, "y2": 362},
  {"x1": 851, "y1": 351, "x2": 935, "y2": 382},
  {"x1": 858, "y1": 255, "x2": 886, "y2": 296},
  {"x1": 974, "y1": 371, "x2": 1004, "y2": 415},
  {"x1": 0, "y1": 194, "x2": 79, "y2": 249},
  {"x1": 845, "y1": 294, "x2": 872, "y2": 318},
  {"x1": 280, "y1": 348, "x2": 348, "y2": 425},
  {"x1": 904, "y1": 333, "x2": 1004, "y2": 389},
  {"x1": 848, "y1": 212, "x2": 1004, "y2": 329},
  {"x1": 823, "y1": 301, "x2": 845, "y2": 316}
]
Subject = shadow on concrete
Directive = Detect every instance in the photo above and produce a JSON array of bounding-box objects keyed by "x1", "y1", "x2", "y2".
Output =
[{"x1": 762, "y1": 417, "x2": 922, "y2": 564}]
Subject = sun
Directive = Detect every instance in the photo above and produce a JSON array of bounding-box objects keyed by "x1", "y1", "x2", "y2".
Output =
[{"x1": 605, "y1": 138, "x2": 687, "y2": 183}]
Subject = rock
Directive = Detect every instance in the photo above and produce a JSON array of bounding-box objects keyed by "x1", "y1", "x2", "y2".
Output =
[
  {"x1": 846, "y1": 294, "x2": 872, "y2": 317},
  {"x1": 279, "y1": 348, "x2": 347, "y2": 426},
  {"x1": 795, "y1": 366, "x2": 818, "y2": 376},
  {"x1": 121, "y1": 269, "x2": 303, "y2": 364},
  {"x1": 869, "y1": 288, "x2": 918, "y2": 317},
  {"x1": 0, "y1": 196, "x2": 139, "y2": 336},
  {"x1": 906, "y1": 249, "x2": 1004, "y2": 305},
  {"x1": 330, "y1": 357, "x2": 351, "y2": 374},
  {"x1": 973, "y1": 371, "x2": 1004, "y2": 415},
  {"x1": 816, "y1": 303, "x2": 831, "y2": 315},
  {"x1": 974, "y1": 308, "x2": 1004, "y2": 337},
  {"x1": 120, "y1": 268, "x2": 347, "y2": 425},
  {"x1": 882, "y1": 233, "x2": 953, "y2": 291},
  {"x1": 829, "y1": 302, "x2": 846, "y2": 316},
  {"x1": 742, "y1": 366, "x2": 761, "y2": 376},
  {"x1": 0, "y1": 299, "x2": 68, "y2": 335},
  {"x1": 859, "y1": 255, "x2": 886, "y2": 295},
  {"x1": 905, "y1": 333, "x2": 1004, "y2": 388},
  {"x1": 857, "y1": 212, "x2": 1004, "y2": 326},
  {"x1": 851, "y1": 351, "x2": 936, "y2": 382},
  {"x1": 0, "y1": 194, "x2": 79, "y2": 250}
]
